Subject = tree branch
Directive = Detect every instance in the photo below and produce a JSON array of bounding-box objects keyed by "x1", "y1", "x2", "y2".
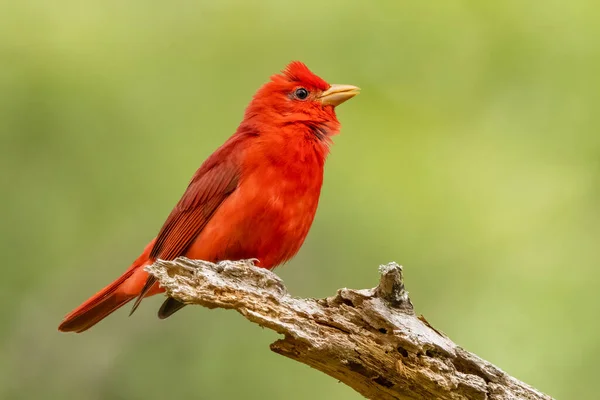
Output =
[{"x1": 145, "y1": 258, "x2": 551, "y2": 400}]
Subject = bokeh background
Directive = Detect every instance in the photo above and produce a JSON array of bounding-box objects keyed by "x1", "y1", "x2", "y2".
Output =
[{"x1": 2, "y1": 1, "x2": 599, "y2": 399}]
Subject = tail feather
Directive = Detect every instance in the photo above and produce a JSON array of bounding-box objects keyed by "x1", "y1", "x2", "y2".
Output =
[
  {"x1": 58, "y1": 293, "x2": 134, "y2": 333},
  {"x1": 59, "y1": 239, "x2": 159, "y2": 333},
  {"x1": 58, "y1": 268, "x2": 137, "y2": 333},
  {"x1": 129, "y1": 275, "x2": 158, "y2": 316}
]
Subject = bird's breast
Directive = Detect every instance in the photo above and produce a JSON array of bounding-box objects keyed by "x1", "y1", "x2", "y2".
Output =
[{"x1": 185, "y1": 139, "x2": 326, "y2": 269}]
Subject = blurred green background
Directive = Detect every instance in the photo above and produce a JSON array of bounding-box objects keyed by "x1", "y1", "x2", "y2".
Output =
[{"x1": 2, "y1": 1, "x2": 599, "y2": 399}]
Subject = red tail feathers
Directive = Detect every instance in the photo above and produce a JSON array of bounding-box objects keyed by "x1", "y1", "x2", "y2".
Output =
[
  {"x1": 58, "y1": 240, "x2": 159, "y2": 333},
  {"x1": 58, "y1": 268, "x2": 137, "y2": 333}
]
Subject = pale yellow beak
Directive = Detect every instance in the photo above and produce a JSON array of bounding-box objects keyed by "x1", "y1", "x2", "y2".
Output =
[{"x1": 319, "y1": 84, "x2": 360, "y2": 106}]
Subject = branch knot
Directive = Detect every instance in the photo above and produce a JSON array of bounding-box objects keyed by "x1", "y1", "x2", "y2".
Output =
[{"x1": 375, "y1": 262, "x2": 414, "y2": 313}]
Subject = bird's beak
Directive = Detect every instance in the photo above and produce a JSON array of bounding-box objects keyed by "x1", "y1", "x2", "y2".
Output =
[{"x1": 319, "y1": 84, "x2": 360, "y2": 107}]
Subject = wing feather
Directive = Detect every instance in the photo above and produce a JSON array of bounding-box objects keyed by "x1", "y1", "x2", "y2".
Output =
[
  {"x1": 150, "y1": 141, "x2": 243, "y2": 260},
  {"x1": 129, "y1": 134, "x2": 247, "y2": 314}
]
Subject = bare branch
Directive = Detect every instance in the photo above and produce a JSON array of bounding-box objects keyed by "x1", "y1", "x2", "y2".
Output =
[{"x1": 146, "y1": 258, "x2": 551, "y2": 400}]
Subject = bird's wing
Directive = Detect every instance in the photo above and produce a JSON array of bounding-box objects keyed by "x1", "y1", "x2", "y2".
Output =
[
  {"x1": 130, "y1": 136, "x2": 245, "y2": 313},
  {"x1": 150, "y1": 157, "x2": 240, "y2": 261}
]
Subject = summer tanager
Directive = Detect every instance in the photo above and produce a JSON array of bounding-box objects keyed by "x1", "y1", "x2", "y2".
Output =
[{"x1": 58, "y1": 61, "x2": 359, "y2": 333}]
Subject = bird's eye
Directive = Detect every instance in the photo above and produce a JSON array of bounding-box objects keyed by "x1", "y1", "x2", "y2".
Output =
[{"x1": 294, "y1": 88, "x2": 309, "y2": 100}]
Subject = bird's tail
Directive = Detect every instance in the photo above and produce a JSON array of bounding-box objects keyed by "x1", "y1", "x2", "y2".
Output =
[
  {"x1": 58, "y1": 241, "x2": 159, "y2": 333},
  {"x1": 58, "y1": 268, "x2": 138, "y2": 333}
]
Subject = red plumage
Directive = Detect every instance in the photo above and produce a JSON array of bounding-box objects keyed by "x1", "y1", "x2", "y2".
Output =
[{"x1": 58, "y1": 62, "x2": 359, "y2": 333}]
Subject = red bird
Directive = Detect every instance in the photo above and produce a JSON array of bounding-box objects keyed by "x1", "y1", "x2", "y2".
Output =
[{"x1": 58, "y1": 61, "x2": 359, "y2": 333}]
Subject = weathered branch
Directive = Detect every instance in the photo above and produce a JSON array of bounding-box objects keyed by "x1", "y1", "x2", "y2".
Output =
[{"x1": 145, "y1": 258, "x2": 551, "y2": 400}]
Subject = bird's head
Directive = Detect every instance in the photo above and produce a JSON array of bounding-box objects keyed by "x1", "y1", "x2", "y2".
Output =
[{"x1": 243, "y1": 61, "x2": 360, "y2": 139}]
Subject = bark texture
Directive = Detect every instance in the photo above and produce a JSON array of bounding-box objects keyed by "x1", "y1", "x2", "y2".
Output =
[{"x1": 146, "y1": 258, "x2": 551, "y2": 400}]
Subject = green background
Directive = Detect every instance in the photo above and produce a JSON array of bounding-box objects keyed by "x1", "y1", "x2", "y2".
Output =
[{"x1": 2, "y1": 1, "x2": 599, "y2": 399}]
